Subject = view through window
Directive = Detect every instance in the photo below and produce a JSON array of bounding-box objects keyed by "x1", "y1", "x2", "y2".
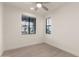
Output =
[
  {"x1": 46, "y1": 17, "x2": 52, "y2": 34},
  {"x1": 21, "y1": 15, "x2": 36, "y2": 34}
]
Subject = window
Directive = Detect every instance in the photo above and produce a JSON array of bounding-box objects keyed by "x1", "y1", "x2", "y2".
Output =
[
  {"x1": 46, "y1": 17, "x2": 52, "y2": 34},
  {"x1": 21, "y1": 15, "x2": 36, "y2": 34}
]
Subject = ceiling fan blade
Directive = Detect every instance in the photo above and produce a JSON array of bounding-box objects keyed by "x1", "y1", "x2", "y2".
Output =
[{"x1": 42, "y1": 5, "x2": 48, "y2": 11}]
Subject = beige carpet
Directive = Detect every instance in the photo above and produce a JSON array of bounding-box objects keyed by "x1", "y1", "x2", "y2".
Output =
[{"x1": 2, "y1": 43, "x2": 76, "y2": 57}]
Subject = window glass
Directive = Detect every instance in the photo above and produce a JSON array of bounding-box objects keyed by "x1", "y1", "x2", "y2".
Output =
[
  {"x1": 21, "y1": 15, "x2": 36, "y2": 34},
  {"x1": 46, "y1": 17, "x2": 52, "y2": 34}
]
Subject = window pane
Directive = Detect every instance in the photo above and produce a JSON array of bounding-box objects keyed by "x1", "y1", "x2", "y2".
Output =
[
  {"x1": 30, "y1": 22, "x2": 34, "y2": 25},
  {"x1": 29, "y1": 17, "x2": 36, "y2": 34},
  {"x1": 22, "y1": 15, "x2": 29, "y2": 34},
  {"x1": 47, "y1": 17, "x2": 52, "y2": 25},
  {"x1": 46, "y1": 25, "x2": 52, "y2": 34},
  {"x1": 46, "y1": 17, "x2": 52, "y2": 34},
  {"x1": 30, "y1": 25, "x2": 35, "y2": 34}
]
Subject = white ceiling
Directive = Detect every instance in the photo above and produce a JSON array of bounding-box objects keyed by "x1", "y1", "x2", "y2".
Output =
[{"x1": 4, "y1": 2, "x2": 67, "y2": 16}]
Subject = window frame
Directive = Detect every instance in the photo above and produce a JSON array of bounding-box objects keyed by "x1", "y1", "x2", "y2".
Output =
[{"x1": 21, "y1": 15, "x2": 36, "y2": 35}]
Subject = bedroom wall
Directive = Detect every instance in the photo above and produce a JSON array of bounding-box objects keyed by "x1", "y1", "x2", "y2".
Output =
[
  {"x1": 0, "y1": 3, "x2": 3, "y2": 56},
  {"x1": 45, "y1": 3, "x2": 79, "y2": 56},
  {"x1": 3, "y1": 5, "x2": 45, "y2": 50}
]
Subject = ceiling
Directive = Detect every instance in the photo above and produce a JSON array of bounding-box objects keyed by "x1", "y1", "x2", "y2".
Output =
[{"x1": 4, "y1": 2, "x2": 66, "y2": 16}]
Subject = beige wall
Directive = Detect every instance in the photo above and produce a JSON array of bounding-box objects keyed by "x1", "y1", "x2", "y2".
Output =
[
  {"x1": 3, "y1": 5, "x2": 45, "y2": 50},
  {"x1": 45, "y1": 3, "x2": 79, "y2": 56},
  {"x1": 0, "y1": 3, "x2": 3, "y2": 56}
]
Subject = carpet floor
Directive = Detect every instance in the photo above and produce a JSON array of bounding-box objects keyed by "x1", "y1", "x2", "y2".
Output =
[{"x1": 2, "y1": 43, "x2": 76, "y2": 57}]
